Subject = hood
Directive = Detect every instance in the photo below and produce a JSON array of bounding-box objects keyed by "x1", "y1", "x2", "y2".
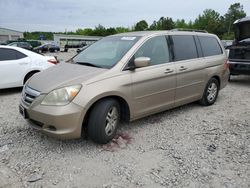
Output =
[
  {"x1": 27, "y1": 63, "x2": 107, "y2": 93},
  {"x1": 234, "y1": 17, "x2": 250, "y2": 41}
]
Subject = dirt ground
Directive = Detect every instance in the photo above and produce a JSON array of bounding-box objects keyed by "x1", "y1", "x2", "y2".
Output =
[{"x1": 0, "y1": 51, "x2": 249, "y2": 188}]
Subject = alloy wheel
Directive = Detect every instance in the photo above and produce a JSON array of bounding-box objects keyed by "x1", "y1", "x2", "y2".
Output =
[{"x1": 105, "y1": 106, "x2": 118, "y2": 136}]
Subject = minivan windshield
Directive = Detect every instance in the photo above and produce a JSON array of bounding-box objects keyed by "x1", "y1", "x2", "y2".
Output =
[{"x1": 73, "y1": 36, "x2": 140, "y2": 69}]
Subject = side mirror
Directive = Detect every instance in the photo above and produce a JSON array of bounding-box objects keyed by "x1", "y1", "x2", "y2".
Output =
[{"x1": 134, "y1": 57, "x2": 150, "y2": 68}]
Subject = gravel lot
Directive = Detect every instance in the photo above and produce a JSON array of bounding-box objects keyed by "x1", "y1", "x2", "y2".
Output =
[{"x1": 0, "y1": 51, "x2": 249, "y2": 188}]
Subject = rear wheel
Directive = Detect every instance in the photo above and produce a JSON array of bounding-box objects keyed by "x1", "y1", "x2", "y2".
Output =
[
  {"x1": 199, "y1": 78, "x2": 219, "y2": 106},
  {"x1": 88, "y1": 99, "x2": 120, "y2": 144}
]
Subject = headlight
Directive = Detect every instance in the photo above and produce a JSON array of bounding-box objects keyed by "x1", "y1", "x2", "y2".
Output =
[{"x1": 41, "y1": 85, "x2": 81, "y2": 106}]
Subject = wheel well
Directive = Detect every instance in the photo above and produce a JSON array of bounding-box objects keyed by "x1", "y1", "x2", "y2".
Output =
[
  {"x1": 211, "y1": 75, "x2": 220, "y2": 87},
  {"x1": 82, "y1": 96, "x2": 130, "y2": 134},
  {"x1": 23, "y1": 70, "x2": 40, "y2": 84}
]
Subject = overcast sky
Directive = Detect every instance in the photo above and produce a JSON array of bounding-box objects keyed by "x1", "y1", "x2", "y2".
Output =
[{"x1": 0, "y1": 0, "x2": 249, "y2": 32}]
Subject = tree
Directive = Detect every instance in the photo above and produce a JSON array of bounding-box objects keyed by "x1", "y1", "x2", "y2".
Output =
[
  {"x1": 106, "y1": 27, "x2": 117, "y2": 35},
  {"x1": 134, "y1": 20, "x2": 148, "y2": 31},
  {"x1": 149, "y1": 21, "x2": 157, "y2": 30},
  {"x1": 193, "y1": 9, "x2": 223, "y2": 36},
  {"x1": 175, "y1": 19, "x2": 188, "y2": 28},
  {"x1": 91, "y1": 24, "x2": 107, "y2": 36},
  {"x1": 223, "y1": 3, "x2": 246, "y2": 36},
  {"x1": 157, "y1": 17, "x2": 174, "y2": 30},
  {"x1": 115, "y1": 27, "x2": 130, "y2": 33},
  {"x1": 23, "y1": 32, "x2": 53, "y2": 40},
  {"x1": 149, "y1": 17, "x2": 174, "y2": 30},
  {"x1": 83, "y1": 28, "x2": 94, "y2": 35},
  {"x1": 75, "y1": 28, "x2": 85, "y2": 35}
]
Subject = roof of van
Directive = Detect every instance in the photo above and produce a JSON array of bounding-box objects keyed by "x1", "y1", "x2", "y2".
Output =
[{"x1": 112, "y1": 30, "x2": 216, "y2": 37}]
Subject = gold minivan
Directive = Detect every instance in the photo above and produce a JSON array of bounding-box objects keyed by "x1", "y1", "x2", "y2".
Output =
[{"x1": 19, "y1": 31, "x2": 229, "y2": 143}]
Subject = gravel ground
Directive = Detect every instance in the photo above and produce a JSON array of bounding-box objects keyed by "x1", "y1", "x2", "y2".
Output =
[{"x1": 0, "y1": 52, "x2": 249, "y2": 188}]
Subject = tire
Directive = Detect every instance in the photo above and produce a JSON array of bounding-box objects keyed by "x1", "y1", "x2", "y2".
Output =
[
  {"x1": 88, "y1": 99, "x2": 120, "y2": 144},
  {"x1": 199, "y1": 78, "x2": 219, "y2": 106}
]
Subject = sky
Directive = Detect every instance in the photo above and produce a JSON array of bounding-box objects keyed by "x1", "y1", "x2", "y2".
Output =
[{"x1": 0, "y1": 0, "x2": 249, "y2": 32}]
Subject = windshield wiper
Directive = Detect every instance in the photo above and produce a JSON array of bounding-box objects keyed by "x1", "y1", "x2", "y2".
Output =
[{"x1": 76, "y1": 62, "x2": 102, "y2": 68}]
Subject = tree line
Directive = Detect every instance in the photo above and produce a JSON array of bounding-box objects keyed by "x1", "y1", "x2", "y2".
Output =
[{"x1": 24, "y1": 3, "x2": 246, "y2": 40}]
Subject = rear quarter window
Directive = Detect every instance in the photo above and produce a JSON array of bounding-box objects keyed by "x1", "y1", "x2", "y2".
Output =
[
  {"x1": 198, "y1": 36, "x2": 223, "y2": 57},
  {"x1": 16, "y1": 51, "x2": 27, "y2": 59}
]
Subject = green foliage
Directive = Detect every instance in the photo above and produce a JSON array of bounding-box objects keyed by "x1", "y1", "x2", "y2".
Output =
[
  {"x1": 221, "y1": 32, "x2": 235, "y2": 40},
  {"x1": 175, "y1": 19, "x2": 188, "y2": 28},
  {"x1": 193, "y1": 9, "x2": 223, "y2": 37},
  {"x1": 23, "y1": 32, "x2": 53, "y2": 40},
  {"x1": 223, "y1": 3, "x2": 246, "y2": 38},
  {"x1": 149, "y1": 17, "x2": 174, "y2": 30},
  {"x1": 134, "y1": 20, "x2": 148, "y2": 31},
  {"x1": 24, "y1": 3, "x2": 247, "y2": 40},
  {"x1": 115, "y1": 27, "x2": 130, "y2": 33}
]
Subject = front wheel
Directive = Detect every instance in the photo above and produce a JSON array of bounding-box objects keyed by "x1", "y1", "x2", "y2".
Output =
[
  {"x1": 199, "y1": 78, "x2": 219, "y2": 106},
  {"x1": 88, "y1": 99, "x2": 120, "y2": 144}
]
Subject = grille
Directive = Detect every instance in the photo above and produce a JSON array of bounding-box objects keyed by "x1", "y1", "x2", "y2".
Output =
[{"x1": 22, "y1": 85, "x2": 40, "y2": 106}]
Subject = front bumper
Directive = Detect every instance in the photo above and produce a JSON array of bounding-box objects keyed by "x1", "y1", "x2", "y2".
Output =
[{"x1": 20, "y1": 95, "x2": 86, "y2": 140}]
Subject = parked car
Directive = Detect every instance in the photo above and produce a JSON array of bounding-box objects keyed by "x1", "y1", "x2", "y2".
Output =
[
  {"x1": 34, "y1": 44, "x2": 60, "y2": 53},
  {"x1": 27, "y1": 40, "x2": 42, "y2": 48},
  {"x1": 4, "y1": 39, "x2": 41, "y2": 48},
  {"x1": 0, "y1": 45, "x2": 58, "y2": 89},
  {"x1": 7, "y1": 42, "x2": 33, "y2": 50},
  {"x1": 19, "y1": 31, "x2": 229, "y2": 144},
  {"x1": 227, "y1": 17, "x2": 250, "y2": 77}
]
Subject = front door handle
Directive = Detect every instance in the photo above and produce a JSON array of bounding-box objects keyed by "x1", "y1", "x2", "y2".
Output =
[
  {"x1": 179, "y1": 66, "x2": 187, "y2": 71},
  {"x1": 164, "y1": 69, "x2": 174, "y2": 74}
]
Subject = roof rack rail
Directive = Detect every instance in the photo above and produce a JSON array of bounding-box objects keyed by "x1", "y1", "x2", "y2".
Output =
[{"x1": 171, "y1": 28, "x2": 208, "y2": 33}]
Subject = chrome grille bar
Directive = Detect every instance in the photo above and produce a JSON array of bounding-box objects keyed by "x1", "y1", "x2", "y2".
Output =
[{"x1": 22, "y1": 85, "x2": 40, "y2": 106}]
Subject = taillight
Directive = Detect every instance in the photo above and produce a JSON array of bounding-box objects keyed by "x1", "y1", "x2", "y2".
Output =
[{"x1": 47, "y1": 59, "x2": 58, "y2": 64}]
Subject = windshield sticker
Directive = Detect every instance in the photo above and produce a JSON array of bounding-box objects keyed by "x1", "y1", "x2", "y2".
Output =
[{"x1": 121, "y1": 37, "x2": 136, "y2": 41}]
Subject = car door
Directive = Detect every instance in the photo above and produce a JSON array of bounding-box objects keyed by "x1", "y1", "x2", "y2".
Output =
[
  {"x1": 0, "y1": 48, "x2": 30, "y2": 89},
  {"x1": 171, "y1": 35, "x2": 206, "y2": 107},
  {"x1": 130, "y1": 35, "x2": 176, "y2": 118}
]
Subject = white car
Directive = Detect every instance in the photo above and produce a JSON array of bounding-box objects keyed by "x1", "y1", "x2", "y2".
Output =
[{"x1": 0, "y1": 45, "x2": 58, "y2": 89}]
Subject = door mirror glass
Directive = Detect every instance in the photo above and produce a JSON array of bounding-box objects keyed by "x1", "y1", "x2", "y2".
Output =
[{"x1": 134, "y1": 57, "x2": 150, "y2": 68}]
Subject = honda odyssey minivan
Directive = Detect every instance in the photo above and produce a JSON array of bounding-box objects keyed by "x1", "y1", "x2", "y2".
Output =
[{"x1": 19, "y1": 31, "x2": 229, "y2": 144}]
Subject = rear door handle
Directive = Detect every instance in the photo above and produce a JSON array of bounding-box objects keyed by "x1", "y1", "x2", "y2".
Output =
[
  {"x1": 179, "y1": 66, "x2": 187, "y2": 71},
  {"x1": 164, "y1": 69, "x2": 174, "y2": 74}
]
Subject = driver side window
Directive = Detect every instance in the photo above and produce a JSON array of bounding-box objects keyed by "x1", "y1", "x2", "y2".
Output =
[{"x1": 134, "y1": 36, "x2": 170, "y2": 66}]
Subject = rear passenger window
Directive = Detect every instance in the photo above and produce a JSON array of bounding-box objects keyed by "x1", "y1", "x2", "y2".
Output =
[
  {"x1": 172, "y1": 35, "x2": 198, "y2": 61},
  {"x1": 0, "y1": 48, "x2": 27, "y2": 61},
  {"x1": 134, "y1": 36, "x2": 170, "y2": 66},
  {"x1": 0, "y1": 48, "x2": 17, "y2": 61},
  {"x1": 198, "y1": 36, "x2": 223, "y2": 57}
]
